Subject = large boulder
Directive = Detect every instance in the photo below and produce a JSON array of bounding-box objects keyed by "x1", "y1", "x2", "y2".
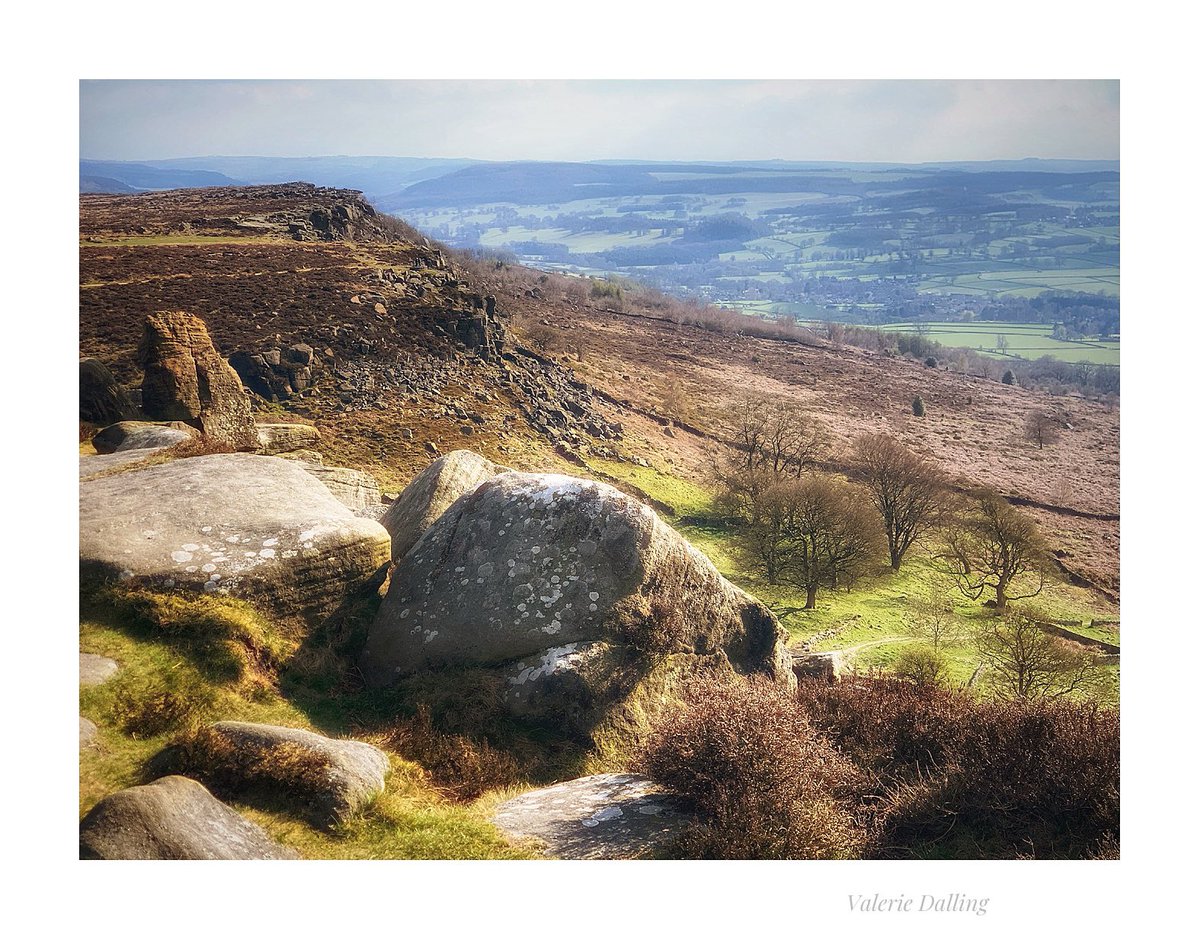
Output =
[
  {"x1": 297, "y1": 463, "x2": 382, "y2": 514},
  {"x1": 256, "y1": 423, "x2": 322, "y2": 455},
  {"x1": 362, "y1": 472, "x2": 792, "y2": 716},
  {"x1": 80, "y1": 453, "x2": 391, "y2": 618},
  {"x1": 181, "y1": 722, "x2": 389, "y2": 825},
  {"x1": 80, "y1": 358, "x2": 137, "y2": 425},
  {"x1": 92, "y1": 420, "x2": 195, "y2": 454},
  {"x1": 491, "y1": 773, "x2": 692, "y2": 859},
  {"x1": 80, "y1": 653, "x2": 119, "y2": 687},
  {"x1": 381, "y1": 449, "x2": 509, "y2": 560},
  {"x1": 137, "y1": 311, "x2": 258, "y2": 450},
  {"x1": 79, "y1": 776, "x2": 298, "y2": 860}
]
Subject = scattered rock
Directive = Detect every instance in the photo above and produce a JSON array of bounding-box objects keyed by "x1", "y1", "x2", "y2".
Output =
[
  {"x1": 92, "y1": 420, "x2": 195, "y2": 454},
  {"x1": 381, "y1": 449, "x2": 509, "y2": 560},
  {"x1": 138, "y1": 311, "x2": 258, "y2": 449},
  {"x1": 80, "y1": 359, "x2": 136, "y2": 425},
  {"x1": 79, "y1": 776, "x2": 299, "y2": 860},
  {"x1": 80, "y1": 717, "x2": 99, "y2": 749},
  {"x1": 80, "y1": 453, "x2": 391, "y2": 618},
  {"x1": 80, "y1": 653, "x2": 119, "y2": 687},
  {"x1": 184, "y1": 722, "x2": 390, "y2": 824},
  {"x1": 255, "y1": 423, "x2": 322, "y2": 455},
  {"x1": 491, "y1": 773, "x2": 692, "y2": 859}
]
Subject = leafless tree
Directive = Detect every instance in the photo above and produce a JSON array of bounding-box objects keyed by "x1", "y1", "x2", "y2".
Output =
[
  {"x1": 940, "y1": 488, "x2": 1050, "y2": 613},
  {"x1": 724, "y1": 394, "x2": 825, "y2": 476},
  {"x1": 974, "y1": 609, "x2": 1104, "y2": 699},
  {"x1": 908, "y1": 586, "x2": 964, "y2": 652},
  {"x1": 851, "y1": 433, "x2": 948, "y2": 571},
  {"x1": 1024, "y1": 410, "x2": 1063, "y2": 450}
]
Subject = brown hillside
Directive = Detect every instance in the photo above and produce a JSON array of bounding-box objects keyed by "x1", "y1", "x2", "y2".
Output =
[{"x1": 79, "y1": 184, "x2": 1118, "y2": 597}]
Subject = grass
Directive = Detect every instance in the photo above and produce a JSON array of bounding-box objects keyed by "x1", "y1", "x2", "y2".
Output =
[
  {"x1": 582, "y1": 457, "x2": 1118, "y2": 703},
  {"x1": 79, "y1": 586, "x2": 543, "y2": 859},
  {"x1": 879, "y1": 321, "x2": 1119, "y2": 365}
]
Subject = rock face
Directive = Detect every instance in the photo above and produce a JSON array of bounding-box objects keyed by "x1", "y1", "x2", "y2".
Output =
[
  {"x1": 255, "y1": 423, "x2": 322, "y2": 455},
  {"x1": 230, "y1": 345, "x2": 324, "y2": 402},
  {"x1": 80, "y1": 653, "x2": 120, "y2": 687},
  {"x1": 79, "y1": 776, "x2": 298, "y2": 860},
  {"x1": 79, "y1": 453, "x2": 391, "y2": 618},
  {"x1": 491, "y1": 773, "x2": 692, "y2": 859},
  {"x1": 297, "y1": 463, "x2": 381, "y2": 514},
  {"x1": 80, "y1": 358, "x2": 137, "y2": 425},
  {"x1": 137, "y1": 311, "x2": 258, "y2": 449},
  {"x1": 381, "y1": 450, "x2": 509, "y2": 560},
  {"x1": 362, "y1": 472, "x2": 792, "y2": 700},
  {"x1": 92, "y1": 420, "x2": 195, "y2": 454},
  {"x1": 186, "y1": 722, "x2": 389, "y2": 825},
  {"x1": 80, "y1": 717, "x2": 99, "y2": 749}
]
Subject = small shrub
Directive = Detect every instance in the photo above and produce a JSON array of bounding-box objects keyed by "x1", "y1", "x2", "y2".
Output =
[
  {"x1": 892, "y1": 644, "x2": 947, "y2": 687},
  {"x1": 111, "y1": 669, "x2": 214, "y2": 738},
  {"x1": 381, "y1": 705, "x2": 521, "y2": 802},
  {"x1": 924, "y1": 356, "x2": 937, "y2": 368},
  {"x1": 912, "y1": 396, "x2": 925, "y2": 417},
  {"x1": 636, "y1": 676, "x2": 865, "y2": 859},
  {"x1": 1002, "y1": 370, "x2": 1015, "y2": 385}
]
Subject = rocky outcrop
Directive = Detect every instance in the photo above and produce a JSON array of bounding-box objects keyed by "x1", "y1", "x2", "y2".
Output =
[
  {"x1": 491, "y1": 773, "x2": 691, "y2": 859},
  {"x1": 137, "y1": 311, "x2": 258, "y2": 449},
  {"x1": 79, "y1": 453, "x2": 391, "y2": 618},
  {"x1": 79, "y1": 776, "x2": 298, "y2": 860},
  {"x1": 92, "y1": 420, "x2": 195, "y2": 454},
  {"x1": 230, "y1": 345, "x2": 325, "y2": 402},
  {"x1": 80, "y1": 717, "x2": 99, "y2": 750},
  {"x1": 79, "y1": 449, "x2": 168, "y2": 479},
  {"x1": 80, "y1": 653, "x2": 119, "y2": 687},
  {"x1": 255, "y1": 423, "x2": 322, "y2": 455},
  {"x1": 362, "y1": 472, "x2": 792, "y2": 730},
  {"x1": 80, "y1": 359, "x2": 137, "y2": 425},
  {"x1": 381, "y1": 450, "x2": 509, "y2": 560},
  {"x1": 182, "y1": 722, "x2": 389, "y2": 825},
  {"x1": 297, "y1": 463, "x2": 381, "y2": 515}
]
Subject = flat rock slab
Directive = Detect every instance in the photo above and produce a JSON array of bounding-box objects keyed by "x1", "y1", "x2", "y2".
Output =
[
  {"x1": 92, "y1": 420, "x2": 195, "y2": 454},
  {"x1": 80, "y1": 717, "x2": 99, "y2": 749},
  {"x1": 491, "y1": 773, "x2": 692, "y2": 859},
  {"x1": 79, "y1": 449, "x2": 167, "y2": 480},
  {"x1": 79, "y1": 453, "x2": 390, "y2": 618},
  {"x1": 196, "y1": 722, "x2": 390, "y2": 823},
  {"x1": 80, "y1": 653, "x2": 120, "y2": 687},
  {"x1": 79, "y1": 775, "x2": 299, "y2": 860}
]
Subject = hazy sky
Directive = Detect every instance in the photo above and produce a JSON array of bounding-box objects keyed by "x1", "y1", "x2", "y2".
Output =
[{"x1": 80, "y1": 80, "x2": 1118, "y2": 164}]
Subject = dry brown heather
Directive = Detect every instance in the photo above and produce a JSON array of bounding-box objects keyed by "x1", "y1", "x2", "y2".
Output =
[{"x1": 79, "y1": 187, "x2": 1119, "y2": 597}]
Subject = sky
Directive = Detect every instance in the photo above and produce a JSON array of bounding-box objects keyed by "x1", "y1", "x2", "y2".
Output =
[{"x1": 79, "y1": 80, "x2": 1119, "y2": 165}]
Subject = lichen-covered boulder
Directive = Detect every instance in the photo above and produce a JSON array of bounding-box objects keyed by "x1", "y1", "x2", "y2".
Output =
[
  {"x1": 381, "y1": 449, "x2": 509, "y2": 560},
  {"x1": 362, "y1": 472, "x2": 791, "y2": 689},
  {"x1": 137, "y1": 311, "x2": 258, "y2": 450},
  {"x1": 80, "y1": 358, "x2": 137, "y2": 425},
  {"x1": 79, "y1": 776, "x2": 298, "y2": 860},
  {"x1": 491, "y1": 773, "x2": 692, "y2": 859},
  {"x1": 92, "y1": 420, "x2": 195, "y2": 454},
  {"x1": 79, "y1": 453, "x2": 390, "y2": 618},
  {"x1": 181, "y1": 722, "x2": 389, "y2": 825}
]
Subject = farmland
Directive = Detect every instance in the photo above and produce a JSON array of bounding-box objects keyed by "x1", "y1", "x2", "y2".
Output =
[{"x1": 853, "y1": 321, "x2": 1119, "y2": 365}]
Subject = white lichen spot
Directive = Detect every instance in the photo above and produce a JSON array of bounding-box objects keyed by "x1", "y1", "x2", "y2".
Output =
[
  {"x1": 258, "y1": 548, "x2": 276, "y2": 559},
  {"x1": 262, "y1": 538, "x2": 278, "y2": 547},
  {"x1": 589, "y1": 592, "x2": 600, "y2": 602},
  {"x1": 589, "y1": 604, "x2": 598, "y2": 612},
  {"x1": 532, "y1": 546, "x2": 541, "y2": 555},
  {"x1": 582, "y1": 806, "x2": 624, "y2": 828},
  {"x1": 170, "y1": 550, "x2": 194, "y2": 564},
  {"x1": 182, "y1": 543, "x2": 200, "y2": 552},
  {"x1": 225, "y1": 536, "x2": 241, "y2": 544},
  {"x1": 243, "y1": 551, "x2": 258, "y2": 558},
  {"x1": 201, "y1": 563, "x2": 217, "y2": 573},
  {"x1": 201, "y1": 526, "x2": 212, "y2": 533},
  {"x1": 185, "y1": 565, "x2": 198, "y2": 573}
]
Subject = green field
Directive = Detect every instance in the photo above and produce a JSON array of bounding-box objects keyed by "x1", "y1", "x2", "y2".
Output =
[
  {"x1": 590, "y1": 458, "x2": 1118, "y2": 703},
  {"x1": 881, "y1": 321, "x2": 1119, "y2": 365}
]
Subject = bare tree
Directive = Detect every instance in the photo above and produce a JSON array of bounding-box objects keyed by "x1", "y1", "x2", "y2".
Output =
[
  {"x1": 974, "y1": 609, "x2": 1104, "y2": 699},
  {"x1": 940, "y1": 488, "x2": 1050, "y2": 613},
  {"x1": 851, "y1": 433, "x2": 947, "y2": 571},
  {"x1": 1024, "y1": 410, "x2": 1063, "y2": 450},
  {"x1": 723, "y1": 394, "x2": 825, "y2": 476},
  {"x1": 908, "y1": 586, "x2": 964, "y2": 652},
  {"x1": 771, "y1": 474, "x2": 884, "y2": 609}
]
